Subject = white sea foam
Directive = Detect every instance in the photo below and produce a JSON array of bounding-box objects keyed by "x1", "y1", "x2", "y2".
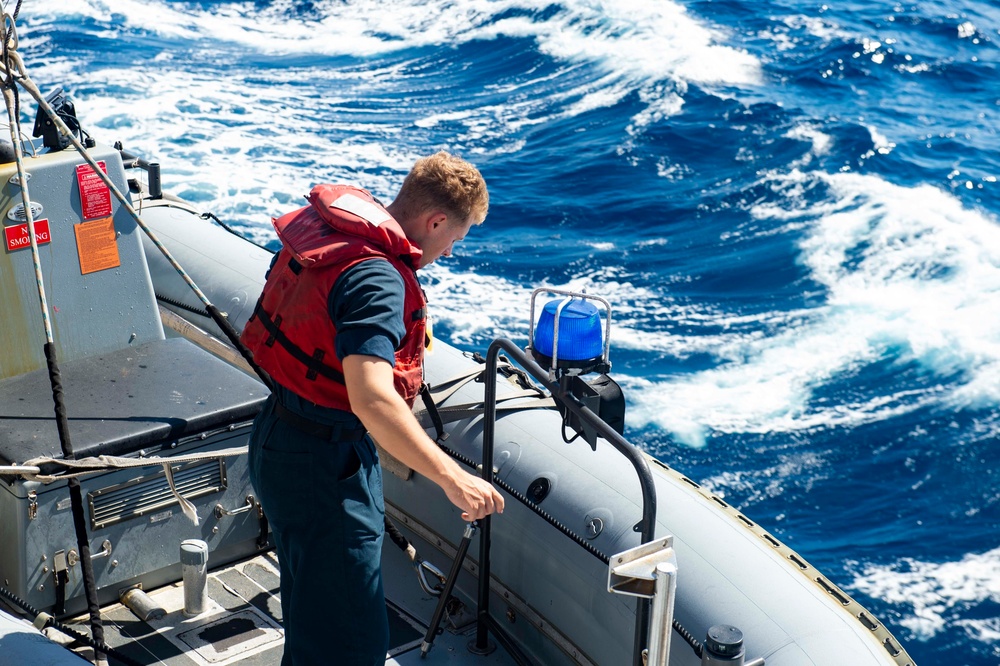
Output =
[
  {"x1": 421, "y1": 259, "x2": 689, "y2": 348},
  {"x1": 421, "y1": 267, "x2": 535, "y2": 345},
  {"x1": 628, "y1": 87, "x2": 686, "y2": 136},
  {"x1": 430, "y1": 189, "x2": 995, "y2": 451},
  {"x1": 522, "y1": 0, "x2": 760, "y2": 87},
  {"x1": 21, "y1": 54, "x2": 428, "y2": 230},
  {"x1": 27, "y1": 0, "x2": 202, "y2": 39},
  {"x1": 698, "y1": 450, "x2": 830, "y2": 505},
  {"x1": 785, "y1": 123, "x2": 834, "y2": 167},
  {"x1": 627, "y1": 170, "x2": 1000, "y2": 447},
  {"x1": 32, "y1": 0, "x2": 759, "y2": 155},
  {"x1": 849, "y1": 547, "x2": 1000, "y2": 644},
  {"x1": 23, "y1": 0, "x2": 763, "y2": 224},
  {"x1": 782, "y1": 15, "x2": 858, "y2": 44},
  {"x1": 35, "y1": 0, "x2": 760, "y2": 81},
  {"x1": 863, "y1": 125, "x2": 896, "y2": 158}
]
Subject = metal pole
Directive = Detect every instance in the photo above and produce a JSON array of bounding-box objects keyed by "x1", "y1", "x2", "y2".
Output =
[
  {"x1": 473, "y1": 340, "x2": 502, "y2": 653},
  {"x1": 477, "y1": 339, "x2": 657, "y2": 666},
  {"x1": 646, "y1": 562, "x2": 678, "y2": 666},
  {"x1": 421, "y1": 522, "x2": 478, "y2": 658}
]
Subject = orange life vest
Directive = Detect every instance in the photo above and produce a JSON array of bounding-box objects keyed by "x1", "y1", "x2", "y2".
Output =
[{"x1": 241, "y1": 184, "x2": 426, "y2": 409}]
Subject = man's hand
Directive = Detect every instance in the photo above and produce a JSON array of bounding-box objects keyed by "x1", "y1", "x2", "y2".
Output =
[
  {"x1": 441, "y1": 469, "x2": 504, "y2": 522},
  {"x1": 343, "y1": 354, "x2": 504, "y2": 521}
]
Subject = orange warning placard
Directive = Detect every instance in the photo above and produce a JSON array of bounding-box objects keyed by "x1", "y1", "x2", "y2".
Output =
[{"x1": 74, "y1": 217, "x2": 120, "y2": 275}]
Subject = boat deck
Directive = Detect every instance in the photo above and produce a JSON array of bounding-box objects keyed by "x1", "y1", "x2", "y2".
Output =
[{"x1": 48, "y1": 545, "x2": 517, "y2": 666}]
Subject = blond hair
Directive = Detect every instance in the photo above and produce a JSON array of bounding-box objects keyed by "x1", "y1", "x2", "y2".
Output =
[{"x1": 392, "y1": 151, "x2": 488, "y2": 226}]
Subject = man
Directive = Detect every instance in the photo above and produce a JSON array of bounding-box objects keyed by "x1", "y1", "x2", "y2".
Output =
[{"x1": 241, "y1": 152, "x2": 504, "y2": 665}]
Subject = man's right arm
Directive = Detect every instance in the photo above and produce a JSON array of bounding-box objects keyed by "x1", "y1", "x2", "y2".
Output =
[{"x1": 342, "y1": 353, "x2": 504, "y2": 522}]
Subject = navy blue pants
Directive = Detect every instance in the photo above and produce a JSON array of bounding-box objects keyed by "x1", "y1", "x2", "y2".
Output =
[{"x1": 248, "y1": 396, "x2": 388, "y2": 666}]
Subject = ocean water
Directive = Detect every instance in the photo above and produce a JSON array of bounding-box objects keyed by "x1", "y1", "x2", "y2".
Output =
[{"x1": 17, "y1": 0, "x2": 999, "y2": 663}]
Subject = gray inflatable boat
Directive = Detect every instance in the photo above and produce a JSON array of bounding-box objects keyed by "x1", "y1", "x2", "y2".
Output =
[{"x1": 0, "y1": 91, "x2": 914, "y2": 666}]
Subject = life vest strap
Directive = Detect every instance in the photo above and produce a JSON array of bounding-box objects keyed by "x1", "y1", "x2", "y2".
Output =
[{"x1": 251, "y1": 301, "x2": 346, "y2": 384}]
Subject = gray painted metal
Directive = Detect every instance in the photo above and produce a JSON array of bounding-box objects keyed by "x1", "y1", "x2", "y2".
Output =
[
  {"x1": 0, "y1": 331, "x2": 267, "y2": 615},
  {"x1": 0, "y1": 418, "x2": 265, "y2": 616},
  {"x1": 0, "y1": 142, "x2": 163, "y2": 380}
]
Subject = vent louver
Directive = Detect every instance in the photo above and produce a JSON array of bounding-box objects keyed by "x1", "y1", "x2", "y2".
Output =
[{"x1": 88, "y1": 460, "x2": 227, "y2": 529}]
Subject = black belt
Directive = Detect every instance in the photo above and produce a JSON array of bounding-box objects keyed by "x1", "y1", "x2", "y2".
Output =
[{"x1": 273, "y1": 402, "x2": 368, "y2": 442}]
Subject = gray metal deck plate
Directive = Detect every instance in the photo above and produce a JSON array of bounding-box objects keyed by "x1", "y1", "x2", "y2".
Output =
[
  {"x1": 0, "y1": 337, "x2": 267, "y2": 465},
  {"x1": 66, "y1": 551, "x2": 517, "y2": 666}
]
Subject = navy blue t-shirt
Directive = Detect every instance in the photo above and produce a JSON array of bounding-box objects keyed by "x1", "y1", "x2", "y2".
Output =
[{"x1": 329, "y1": 259, "x2": 405, "y2": 365}]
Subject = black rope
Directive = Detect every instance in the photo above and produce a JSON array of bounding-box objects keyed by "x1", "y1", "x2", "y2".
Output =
[
  {"x1": 154, "y1": 293, "x2": 274, "y2": 391},
  {"x1": 44, "y1": 342, "x2": 106, "y2": 661},
  {"x1": 200, "y1": 211, "x2": 273, "y2": 252},
  {"x1": 383, "y1": 515, "x2": 410, "y2": 553},
  {"x1": 673, "y1": 618, "x2": 703, "y2": 658},
  {"x1": 438, "y1": 442, "x2": 704, "y2": 657},
  {"x1": 0, "y1": 583, "x2": 141, "y2": 666},
  {"x1": 439, "y1": 442, "x2": 610, "y2": 564},
  {"x1": 206, "y1": 302, "x2": 275, "y2": 391}
]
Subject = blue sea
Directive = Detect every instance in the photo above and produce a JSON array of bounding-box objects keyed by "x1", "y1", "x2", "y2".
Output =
[{"x1": 20, "y1": 0, "x2": 999, "y2": 663}]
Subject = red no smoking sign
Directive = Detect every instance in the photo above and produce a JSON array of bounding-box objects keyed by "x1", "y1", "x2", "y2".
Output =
[{"x1": 4, "y1": 219, "x2": 51, "y2": 252}]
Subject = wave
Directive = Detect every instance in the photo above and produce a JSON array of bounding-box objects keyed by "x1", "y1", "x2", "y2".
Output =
[
  {"x1": 25, "y1": 0, "x2": 761, "y2": 178},
  {"x1": 31, "y1": 0, "x2": 761, "y2": 82},
  {"x1": 624, "y1": 168, "x2": 1000, "y2": 446},
  {"x1": 849, "y1": 546, "x2": 1000, "y2": 646}
]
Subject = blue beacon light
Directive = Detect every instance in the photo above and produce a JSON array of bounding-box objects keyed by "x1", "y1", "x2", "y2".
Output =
[{"x1": 532, "y1": 298, "x2": 604, "y2": 371}]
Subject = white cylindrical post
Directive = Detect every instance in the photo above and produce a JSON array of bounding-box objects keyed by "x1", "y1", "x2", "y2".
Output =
[{"x1": 180, "y1": 539, "x2": 209, "y2": 617}]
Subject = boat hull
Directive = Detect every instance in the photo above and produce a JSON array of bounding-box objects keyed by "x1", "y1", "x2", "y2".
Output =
[
  {"x1": 142, "y1": 189, "x2": 911, "y2": 666},
  {"x1": 0, "y1": 143, "x2": 913, "y2": 665}
]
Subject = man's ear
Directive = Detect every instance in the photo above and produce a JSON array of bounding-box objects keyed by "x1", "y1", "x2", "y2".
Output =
[{"x1": 427, "y1": 210, "x2": 448, "y2": 231}]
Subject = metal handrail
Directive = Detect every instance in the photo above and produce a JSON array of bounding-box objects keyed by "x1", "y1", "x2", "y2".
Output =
[{"x1": 474, "y1": 338, "x2": 657, "y2": 666}]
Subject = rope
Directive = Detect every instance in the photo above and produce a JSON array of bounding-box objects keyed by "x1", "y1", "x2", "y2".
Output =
[
  {"x1": 438, "y1": 427, "x2": 705, "y2": 658},
  {"x1": 420, "y1": 371, "x2": 706, "y2": 659},
  {"x1": 439, "y1": 442, "x2": 610, "y2": 564},
  {"x1": 413, "y1": 362, "x2": 554, "y2": 432},
  {"x1": 673, "y1": 619, "x2": 703, "y2": 658},
  {"x1": 383, "y1": 514, "x2": 414, "y2": 557},
  {"x1": 118, "y1": 196, "x2": 274, "y2": 254},
  {"x1": 199, "y1": 211, "x2": 274, "y2": 252},
  {"x1": 3, "y1": 446, "x2": 249, "y2": 528},
  {"x1": 1, "y1": 86, "x2": 50, "y2": 341},
  {"x1": 0, "y1": 15, "x2": 110, "y2": 657},
  {"x1": 15, "y1": 446, "x2": 249, "y2": 482}
]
